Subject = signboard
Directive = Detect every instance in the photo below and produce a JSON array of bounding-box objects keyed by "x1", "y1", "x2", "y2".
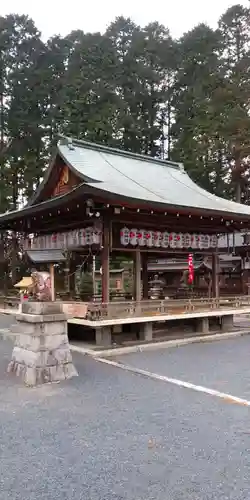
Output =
[{"x1": 119, "y1": 227, "x2": 218, "y2": 250}]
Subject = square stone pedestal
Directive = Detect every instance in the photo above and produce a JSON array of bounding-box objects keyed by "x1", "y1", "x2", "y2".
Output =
[
  {"x1": 220, "y1": 314, "x2": 234, "y2": 332},
  {"x1": 8, "y1": 302, "x2": 78, "y2": 386},
  {"x1": 139, "y1": 322, "x2": 153, "y2": 342},
  {"x1": 196, "y1": 317, "x2": 209, "y2": 334}
]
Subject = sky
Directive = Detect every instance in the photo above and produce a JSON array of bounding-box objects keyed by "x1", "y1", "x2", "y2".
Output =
[{"x1": 1, "y1": 0, "x2": 249, "y2": 40}]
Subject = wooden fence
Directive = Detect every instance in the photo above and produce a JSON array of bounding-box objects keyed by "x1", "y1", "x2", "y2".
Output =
[{"x1": 86, "y1": 296, "x2": 250, "y2": 321}]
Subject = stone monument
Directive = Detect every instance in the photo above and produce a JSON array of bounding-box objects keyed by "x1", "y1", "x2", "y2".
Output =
[{"x1": 8, "y1": 271, "x2": 78, "y2": 386}]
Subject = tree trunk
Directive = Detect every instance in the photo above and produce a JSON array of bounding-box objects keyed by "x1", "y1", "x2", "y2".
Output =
[{"x1": 235, "y1": 180, "x2": 241, "y2": 203}]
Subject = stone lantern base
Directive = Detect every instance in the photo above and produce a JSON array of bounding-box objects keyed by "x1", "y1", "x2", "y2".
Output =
[{"x1": 8, "y1": 302, "x2": 78, "y2": 386}]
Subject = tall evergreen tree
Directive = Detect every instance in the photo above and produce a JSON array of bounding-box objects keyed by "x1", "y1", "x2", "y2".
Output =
[
  {"x1": 171, "y1": 24, "x2": 226, "y2": 195},
  {"x1": 61, "y1": 30, "x2": 120, "y2": 145},
  {"x1": 218, "y1": 4, "x2": 250, "y2": 202}
]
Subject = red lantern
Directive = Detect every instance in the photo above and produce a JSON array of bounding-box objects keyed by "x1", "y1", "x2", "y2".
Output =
[{"x1": 188, "y1": 253, "x2": 194, "y2": 284}]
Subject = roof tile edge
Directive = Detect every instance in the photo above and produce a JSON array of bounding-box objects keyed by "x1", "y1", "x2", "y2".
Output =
[{"x1": 57, "y1": 135, "x2": 183, "y2": 171}]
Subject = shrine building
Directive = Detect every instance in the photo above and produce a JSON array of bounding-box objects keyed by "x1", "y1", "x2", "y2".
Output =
[{"x1": 1, "y1": 136, "x2": 250, "y2": 345}]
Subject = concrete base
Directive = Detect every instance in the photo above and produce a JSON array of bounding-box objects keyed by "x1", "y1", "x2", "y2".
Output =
[
  {"x1": 196, "y1": 317, "x2": 209, "y2": 334},
  {"x1": 220, "y1": 315, "x2": 234, "y2": 332},
  {"x1": 8, "y1": 302, "x2": 78, "y2": 386},
  {"x1": 139, "y1": 322, "x2": 153, "y2": 342},
  {"x1": 95, "y1": 326, "x2": 112, "y2": 346}
]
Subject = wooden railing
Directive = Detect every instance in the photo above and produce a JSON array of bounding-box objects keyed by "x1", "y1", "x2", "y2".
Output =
[{"x1": 86, "y1": 295, "x2": 250, "y2": 321}]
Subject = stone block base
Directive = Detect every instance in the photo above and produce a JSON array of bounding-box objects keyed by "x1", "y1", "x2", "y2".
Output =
[
  {"x1": 220, "y1": 315, "x2": 234, "y2": 332},
  {"x1": 95, "y1": 326, "x2": 112, "y2": 346},
  {"x1": 8, "y1": 358, "x2": 77, "y2": 386},
  {"x1": 196, "y1": 317, "x2": 209, "y2": 334},
  {"x1": 139, "y1": 322, "x2": 153, "y2": 342},
  {"x1": 8, "y1": 302, "x2": 78, "y2": 386}
]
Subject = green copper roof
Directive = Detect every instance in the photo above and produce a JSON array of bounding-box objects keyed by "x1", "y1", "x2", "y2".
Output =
[
  {"x1": 57, "y1": 137, "x2": 250, "y2": 217},
  {"x1": 1, "y1": 136, "x2": 250, "y2": 228}
]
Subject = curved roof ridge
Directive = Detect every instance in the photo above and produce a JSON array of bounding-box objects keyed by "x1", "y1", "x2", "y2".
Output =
[{"x1": 58, "y1": 135, "x2": 183, "y2": 171}]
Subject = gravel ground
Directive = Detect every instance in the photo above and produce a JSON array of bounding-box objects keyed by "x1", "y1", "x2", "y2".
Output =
[
  {"x1": 0, "y1": 313, "x2": 16, "y2": 331},
  {"x1": 1, "y1": 315, "x2": 250, "y2": 499}
]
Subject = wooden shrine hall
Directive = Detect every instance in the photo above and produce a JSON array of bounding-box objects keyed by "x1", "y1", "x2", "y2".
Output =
[{"x1": 2, "y1": 136, "x2": 250, "y2": 345}]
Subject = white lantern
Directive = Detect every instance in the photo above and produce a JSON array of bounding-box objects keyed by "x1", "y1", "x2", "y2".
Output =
[
  {"x1": 61, "y1": 232, "x2": 67, "y2": 249},
  {"x1": 202, "y1": 234, "x2": 210, "y2": 249},
  {"x1": 51, "y1": 233, "x2": 57, "y2": 249},
  {"x1": 191, "y1": 234, "x2": 199, "y2": 250},
  {"x1": 93, "y1": 228, "x2": 102, "y2": 245},
  {"x1": 79, "y1": 229, "x2": 86, "y2": 246},
  {"x1": 71, "y1": 229, "x2": 78, "y2": 247},
  {"x1": 210, "y1": 235, "x2": 218, "y2": 248},
  {"x1": 161, "y1": 231, "x2": 170, "y2": 248},
  {"x1": 67, "y1": 231, "x2": 73, "y2": 247},
  {"x1": 175, "y1": 233, "x2": 183, "y2": 248},
  {"x1": 146, "y1": 230, "x2": 154, "y2": 247},
  {"x1": 129, "y1": 228, "x2": 138, "y2": 246},
  {"x1": 120, "y1": 227, "x2": 130, "y2": 246},
  {"x1": 45, "y1": 234, "x2": 50, "y2": 249},
  {"x1": 64, "y1": 232, "x2": 69, "y2": 248},
  {"x1": 85, "y1": 227, "x2": 93, "y2": 245},
  {"x1": 183, "y1": 233, "x2": 191, "y2": 249},
  {"x1": 170, "y1": 233, "x2": 177, "y2": 248},
  {"x1": 33, "y1": 236, "x2": 38, "y2": 250},
  {"x1": 137, "y1": 229, "x2": 146, "y2": 246},
  {"x1": 198, "y1": 234, "x2": 205, "y2": 249},
  {"x1": 30, "y1": 237, "x2": 35, "y2": 250},
  {"x1": 153, "y1": 231, "x2": 162, "y2": 247}
]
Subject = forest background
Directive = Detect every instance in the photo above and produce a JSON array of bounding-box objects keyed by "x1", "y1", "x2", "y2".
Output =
[{"x1": 0, "y1": 4, "x2": 250, "y2": 282}]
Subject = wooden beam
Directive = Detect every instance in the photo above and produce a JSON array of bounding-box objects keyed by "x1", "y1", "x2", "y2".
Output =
[
  {"x1": 134, "y1": 249, "x2": 141, "y2": 302},
  {"x1": 212, "y1": 252, "x2": 219, "y2": 298},
  {"x1": 101, "y1": 216, "x2": 110, "y2": 303},
  {"x1": 142, "y1": 253, "x2": 148, "y2": 299}
]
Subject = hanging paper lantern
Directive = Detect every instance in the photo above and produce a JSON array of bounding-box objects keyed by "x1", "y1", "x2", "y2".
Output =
[
  {"x1": 51, "y1": 233, "x2": 57, "y2": 249},
  {"x1": 79, "y1": 229, "x2": 86, "y2": 246},
  {"x1": 93, "y1": 228, "x2": 102, "y2": 245},
  {"x1": 202, "y1": 234, "x2": 210, "y2": 249},
  {"x1": 129, "y1": 228, "x2": 138, "y2": 246},
  {"x1": 71, "y1": 229, "x2": 78, "y2": 247},
  {"x1": 183, "y1": 233, "x2": 191, "y2": 249},
  {"x1": 45, "y1": 234, "x2": 50, "y2": 249},
  {"x1": 175, "y1": 233, "x2": 183, "y2": 248},
  {"x1": 60, "y1": 232, "x2": 66, "y2": 249},
  {"x1": 146, "y1": 230, "x2": 154, "y2": 247},
  {"x1": 153, "y1": 231, "x2": 162, "y2": 247},
  {"x1": 138, "y1": 229, "x2": 147, "y2": 246},
  {"x1": 198, "y1": 234, "x2": 206, "y2": 250},
  {"x1": 191, "y1": 234, "x2": 199, "y2": 249},
  {"x1": 120, "y1": 227, "x2": 130, "y2": 246},
  {"x1": 210, "y1": 235, "x2": 218, "y2": 248},
  {"x1": 41, "y1": 235, "x2": 46, "y2": 249},
  {"x1": 170, "y1": 233, "x2": 177, "y2": 248},
  {"x1": 85, "y1": 227, "x2": 93, "y2": 245},
  {"x1": 161, "y1": 231, "x2": 170, "y2": 248}
]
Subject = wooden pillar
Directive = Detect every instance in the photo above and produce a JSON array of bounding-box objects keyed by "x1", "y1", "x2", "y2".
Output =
[
  {"x1": 212, "y1": 252, "x2": 219, "y2": 299},
  {"x1": 241, "y1": 257, "x2": 249, "y2": 295},
  {"x1": 50, "y1": 263, "x2": 55, "y2": 301},
  {"x1": 142, "y1": 253, "x2": 148, "y2": 299},
  {"x1": 134, "y1": 249, "x2": 141, "y2": 302},
  {"x1": 64, "y1": 252, "x2": 70, "y2": 295},
  {"x1": 101, "y1": 217, "x2": 110, "y2": 303}
]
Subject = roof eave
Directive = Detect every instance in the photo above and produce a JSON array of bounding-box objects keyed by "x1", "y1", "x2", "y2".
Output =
[{"x1": 81, "y1": 184, "x2": 250, "y2": 222}]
